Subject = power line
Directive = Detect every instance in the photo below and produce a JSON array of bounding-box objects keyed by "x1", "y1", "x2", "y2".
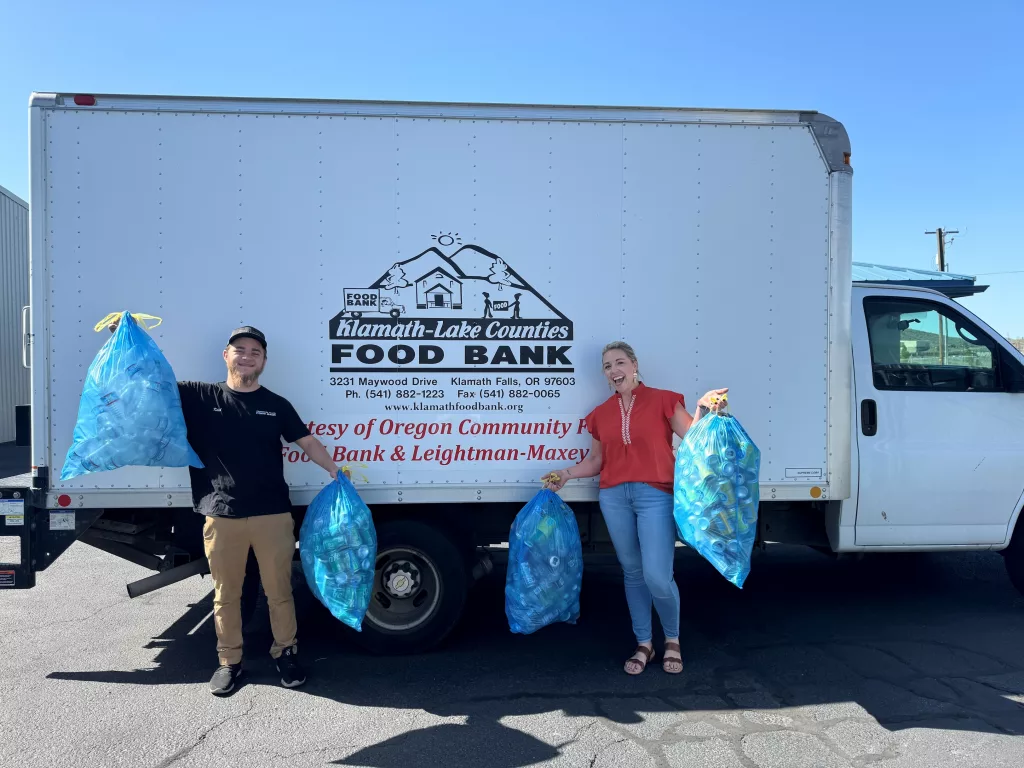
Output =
[{"x1": 972, "y1": 269, "x2": 1024, "y2": 276}]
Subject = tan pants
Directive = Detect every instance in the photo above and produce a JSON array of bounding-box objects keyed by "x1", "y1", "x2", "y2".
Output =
[{"x1": 202, "y1": 513, "x2": 297, "y2": 666}]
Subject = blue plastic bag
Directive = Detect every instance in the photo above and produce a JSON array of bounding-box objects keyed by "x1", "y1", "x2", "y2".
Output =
[
  {"x1": 506, "y1": 489, "x2": 583, "y2": 634},
  {"x1": 673, "y1": 410, "x2": 761, "y2": 588},
  {"x1": 61, "y1": 312, "x2": 202, "y2": 481},
  {"x1": 299, "y1": 475, "x2": 377, "y2": 631}
]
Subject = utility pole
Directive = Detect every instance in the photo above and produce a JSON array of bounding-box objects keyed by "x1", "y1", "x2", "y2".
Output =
[
  {"x1": 924, "y1": 227, "x2": 959, "y2": 365},
  {"x1": 925, "y1": 227, "x2": 959, "y2": 272}
]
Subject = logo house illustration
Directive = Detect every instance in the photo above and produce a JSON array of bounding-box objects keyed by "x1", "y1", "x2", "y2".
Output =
[{"x1": 415, "y1": 266, "x2": 463, "y2": 311}]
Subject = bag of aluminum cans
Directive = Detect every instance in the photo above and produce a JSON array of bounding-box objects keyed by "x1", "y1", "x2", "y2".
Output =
[
  {"x1": 505, "y1": 488, "x2": 583, "y2": 634},
  {"x1": 61, "y1": 311, "x2": 202, "y2": 480},
  {"x1": 299, "y1": 475, "x2": 377, "y2": 631},
  {"x1": 673, "y1": 409, "x2": 760, "y2": 588}
]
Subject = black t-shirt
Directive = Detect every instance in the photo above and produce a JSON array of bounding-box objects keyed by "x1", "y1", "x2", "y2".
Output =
[{"x1": 177, "y1": 382, "x2": 311, "y2": 518}]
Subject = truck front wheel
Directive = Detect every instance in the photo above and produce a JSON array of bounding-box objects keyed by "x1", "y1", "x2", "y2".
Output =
[{"x1": 351, "y1": 520, "x2": 468, "y2": 655}]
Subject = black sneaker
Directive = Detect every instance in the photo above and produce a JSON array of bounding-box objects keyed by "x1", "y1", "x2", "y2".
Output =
[
  {"x1": 209, "y1": 663, "x2": 243, "y2": 696},
  {"x1": 276, "y1": 645, "x2": 306, "y2": 688}
]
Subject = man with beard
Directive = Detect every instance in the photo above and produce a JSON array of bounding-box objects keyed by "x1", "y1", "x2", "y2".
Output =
[{"x1": 109, "y1": 321, "x2": 339, "y2": 695}]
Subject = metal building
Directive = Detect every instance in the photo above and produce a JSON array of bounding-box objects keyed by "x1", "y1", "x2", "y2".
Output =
[
  {"x1": 852, "y1": 261, "x2": 987, "y2": 299},
  {"x1": 0, "y1": 183, "x2": 29, "y2": 444}
]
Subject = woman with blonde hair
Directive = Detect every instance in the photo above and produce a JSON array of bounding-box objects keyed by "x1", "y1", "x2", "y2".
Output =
[{"x1": 544, "y1": 341, "x2": 726, "y2": 675}]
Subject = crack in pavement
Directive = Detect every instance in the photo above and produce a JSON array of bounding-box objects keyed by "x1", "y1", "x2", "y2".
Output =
[
  {"x1": 150, "y1": 698, "x2": 256, "y2": 768},
  {"x1": 738, "y1": 641, "x2": 1024, "y2": 738},
  {"x1": 554, "y1": 718, "x2": 601, "y2": 750},
  {"x1": 462, "y1": 672, "x2": 1020, "y2": 766},
  {"x1": 587, "y1": 736, "x2": 626, "y2": 768},
  {"x1": 6, "y1": 600, "x2": 127, "y2": 636}
]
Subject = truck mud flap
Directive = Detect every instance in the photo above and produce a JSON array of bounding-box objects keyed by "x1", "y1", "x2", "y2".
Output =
[{"x1": 0, "y1": 486, "x2": 103, "y2": 589}]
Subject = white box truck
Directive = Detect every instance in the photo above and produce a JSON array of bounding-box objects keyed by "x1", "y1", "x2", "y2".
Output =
[{"x1": 3, "y1": 93, "x2": 1023, "y2": 653}]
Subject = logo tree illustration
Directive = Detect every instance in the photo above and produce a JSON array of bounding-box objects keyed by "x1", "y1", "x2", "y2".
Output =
[
  {"x1": 382, "y1": 263, "x2": 413, "y2": 294},
  {"x1": 488, "y1": 258, "x2": 513, "y2": 291}
]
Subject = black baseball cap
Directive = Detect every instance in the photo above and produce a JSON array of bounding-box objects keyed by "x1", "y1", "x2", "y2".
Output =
[{"x1": 228, "y1": 326, "x2": 267, "y2": 350}]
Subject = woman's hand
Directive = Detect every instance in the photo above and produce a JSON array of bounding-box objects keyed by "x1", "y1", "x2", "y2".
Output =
[
  {"x1": 541, "y1": 469, "x2": 570, "y2": 492},
  {"x1": 698, "y1": 388, "x2": 729, "y2": 413}
]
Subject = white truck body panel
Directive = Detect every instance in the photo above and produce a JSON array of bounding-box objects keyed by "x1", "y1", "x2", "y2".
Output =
[
  {"x1": 0, "y1": 183, "x2": 30, "y2": 444},
  {"x1": 29, "y1": 94, "x2": 852, "y2": 510}
]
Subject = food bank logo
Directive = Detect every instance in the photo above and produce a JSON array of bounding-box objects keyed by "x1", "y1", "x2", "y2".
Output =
[{"x1": 329, "y1": 236, "x2": 574, "y2": 372}]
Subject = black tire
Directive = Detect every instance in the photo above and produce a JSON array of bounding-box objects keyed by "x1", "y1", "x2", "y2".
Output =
[
  {"x1": 1004, "y1": 520, "x2": 1024, "y2": 596},
  {"x1": 348, "y1": 520, "x2": 469, "y2": 655}
]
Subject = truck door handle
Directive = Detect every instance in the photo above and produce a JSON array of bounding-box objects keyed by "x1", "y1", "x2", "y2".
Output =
[
  {"x1": 861, "y1": 399, "x2": 877, "y2": 436},
  {"x1": 21, "y1": 305, "x2": 31, "y2": 369}
]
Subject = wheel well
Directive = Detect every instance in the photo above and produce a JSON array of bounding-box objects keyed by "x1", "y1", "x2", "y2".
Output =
[
  {"x1": 758, "y1": 501, "x2": 833, "y2": 548},
  {"x1": 1005, "y1": 505, "x2": 1024, "y2": 552}
]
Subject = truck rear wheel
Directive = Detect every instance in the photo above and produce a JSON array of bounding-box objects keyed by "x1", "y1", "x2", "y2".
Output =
[{"x1": 350, "y1": 519, "x2": 468, "y2": 655}]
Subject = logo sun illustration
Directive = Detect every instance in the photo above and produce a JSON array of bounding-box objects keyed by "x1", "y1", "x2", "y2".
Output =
[{"x1": 431, "y1": 231, "x2": 462, "y2": 248}]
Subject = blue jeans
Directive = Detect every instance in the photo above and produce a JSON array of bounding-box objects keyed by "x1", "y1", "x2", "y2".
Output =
[{"x1": 598, "y1": 482, "x2": 680, "y2": 643}]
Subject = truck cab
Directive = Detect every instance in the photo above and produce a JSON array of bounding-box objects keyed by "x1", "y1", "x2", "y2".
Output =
[{"x1": 841, "y1": 283, "x2": 1024, "y2": 581}]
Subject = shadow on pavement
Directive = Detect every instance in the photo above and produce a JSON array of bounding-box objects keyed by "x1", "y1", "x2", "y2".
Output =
[
  {"x1": 49, "y1": 545, "x2": 1024, "y2": 767},
  {"x1": 331, "y1": 716, "x2": 562, "y2": 768}
]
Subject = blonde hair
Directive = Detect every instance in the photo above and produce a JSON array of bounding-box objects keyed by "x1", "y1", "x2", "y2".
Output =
[{"x1": 602, "y1": 341, "x2": 638, "y2": 367}]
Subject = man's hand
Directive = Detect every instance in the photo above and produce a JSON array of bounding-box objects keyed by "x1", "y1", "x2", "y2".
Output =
[
  {"x1": 108, "y1": 317, "x2": 120, "y2": 334},
  {"x1": 328, "y1": 466, "x2": 351, "y2": 481}
]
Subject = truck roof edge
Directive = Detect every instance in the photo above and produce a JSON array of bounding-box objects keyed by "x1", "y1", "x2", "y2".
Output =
[{"x1": 799, "y1": 112, "x2": 852, "y2": 174}]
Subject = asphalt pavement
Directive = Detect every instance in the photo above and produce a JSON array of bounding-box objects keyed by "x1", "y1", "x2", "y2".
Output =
[
  {"x1": 2, "y1": 438, "x2": 1024, "y2": 767},
  {"x1": 3, "y1": 519, "x2": 1024, "y2": 767}
]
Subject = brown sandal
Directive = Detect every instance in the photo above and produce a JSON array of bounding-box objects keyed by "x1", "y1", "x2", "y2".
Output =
[
  {"x1": 662, "y1": 641, "x2": 683, "y2": 674},
  {"x1": 624, "y1": 645, "x2": 655, "y2": 675}
]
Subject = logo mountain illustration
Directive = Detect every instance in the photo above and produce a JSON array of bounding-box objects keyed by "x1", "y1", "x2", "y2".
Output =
[
  {"x1": 329, "y1": 242, "x2": 573, "y2": 344},
  {"x1": 347, "y1": 245, "x2": 568, "y2": 319}
]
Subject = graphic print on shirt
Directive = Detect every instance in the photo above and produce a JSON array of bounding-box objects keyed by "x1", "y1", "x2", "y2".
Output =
[
  {"x1": 618, "y1": 393, "x2": 636, "y2": 445},
  {"x1": 328, "y1": 233, "x2": 574, "y2": 374}
]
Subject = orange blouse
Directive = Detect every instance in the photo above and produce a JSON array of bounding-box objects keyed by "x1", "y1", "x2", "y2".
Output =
[{"x1": 584, "y1": 383, "x2": 685, "y2": 493}]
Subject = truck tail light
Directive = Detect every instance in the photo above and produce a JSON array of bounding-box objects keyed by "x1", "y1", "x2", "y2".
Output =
[{"x1": 73, "y1": 95, "x2": 96, "y2": 106}]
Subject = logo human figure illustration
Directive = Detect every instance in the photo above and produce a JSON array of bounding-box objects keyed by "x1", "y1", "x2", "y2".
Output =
[
  {"x1": 482, "y1": 292, "x2": 493, "y2": 318},
  {"x1": 512, "y1": 293, "x2": 522, "y2": 320}
]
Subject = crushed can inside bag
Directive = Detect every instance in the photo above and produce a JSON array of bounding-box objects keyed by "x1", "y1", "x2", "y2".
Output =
[
  {"x1": 505, "y1": 488, "x2": 583, "y2": 634},
  {"x1": 673, "y1": 408, "x2": 761, "y2": 588},
  {"x1": 299, "y1": 474, "x2": 377, "y2": 631},
  {"x1": 61, "y1": 311, "x2": 202, "y2": 480}
]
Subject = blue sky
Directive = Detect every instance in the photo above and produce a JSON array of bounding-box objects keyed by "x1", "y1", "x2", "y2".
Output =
[{"x1": 2, "y1": 1, "x2": 1021, "y2": 335}]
